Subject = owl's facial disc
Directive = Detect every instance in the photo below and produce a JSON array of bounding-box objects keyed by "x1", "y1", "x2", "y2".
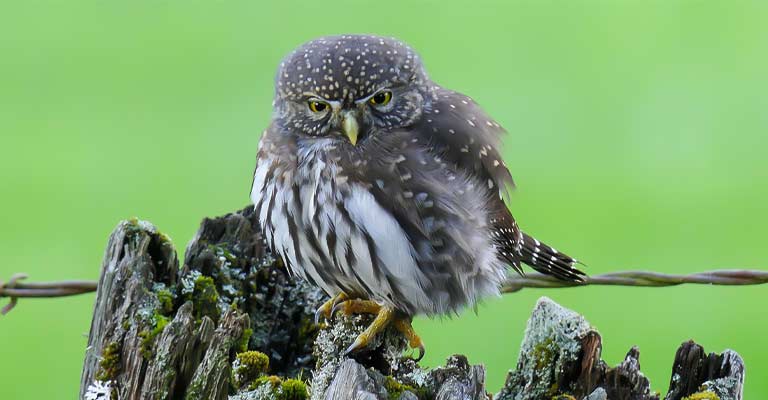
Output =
[{"x1": 274, "y1": 35, "x2": 432, "y2": 140}]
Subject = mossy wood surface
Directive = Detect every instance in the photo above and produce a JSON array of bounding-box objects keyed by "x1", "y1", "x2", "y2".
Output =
[{"x1": 79, "y1": 208, "x2": 745, "y2": 400}]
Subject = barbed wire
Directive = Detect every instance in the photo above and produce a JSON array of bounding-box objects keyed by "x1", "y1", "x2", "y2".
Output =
[
  {"x1": 0, "y1": 273, "x2": 98, "y2": 315},
  {"x1": 1, "y1": 269, "x2": 766, "y2": 315},
  {"x1": 502, "y1": 269, "x2": 768, "y2": 293}
]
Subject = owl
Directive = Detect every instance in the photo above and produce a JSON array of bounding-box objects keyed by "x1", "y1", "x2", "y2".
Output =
[{"x1": 251, "y1": 35, "x2": 584, "y2": 359}]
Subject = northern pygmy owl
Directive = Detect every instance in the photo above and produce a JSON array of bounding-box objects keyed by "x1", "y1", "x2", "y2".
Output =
[{"x1": 251, "y1": 35, "x2": 584, "y2": 358}]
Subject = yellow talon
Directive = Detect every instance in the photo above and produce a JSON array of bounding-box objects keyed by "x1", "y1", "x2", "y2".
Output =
[
  {"x1": 393, "y1": 318, "x2": 425, "y2": 361},
  {"x1": 333, "y1": 302, "x2": 426, "y2": 360},
  {"x1": 344, "y1": 306, "x2": 395, "y2": 355},
  {"x1": 331, "y1": 298, "x2": 382, "y2": 317}
]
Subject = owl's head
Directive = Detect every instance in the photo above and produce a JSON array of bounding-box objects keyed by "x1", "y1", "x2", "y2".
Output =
[{"x1": 273, "y1": 35, "x2": 433, "y2": 145}]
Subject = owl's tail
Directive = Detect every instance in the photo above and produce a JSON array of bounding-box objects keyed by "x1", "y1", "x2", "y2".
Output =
[{"x1": 519, "y1": 232, "x2": 586, "y2": 282}]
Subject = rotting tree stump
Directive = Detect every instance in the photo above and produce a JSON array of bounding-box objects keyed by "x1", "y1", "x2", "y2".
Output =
[{"x1": 80, "y1": 207, "x2": 745, "y2": 400}]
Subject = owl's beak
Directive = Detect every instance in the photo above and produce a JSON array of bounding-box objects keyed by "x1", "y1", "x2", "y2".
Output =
[{"x1": 341, "y1": 111, "x2": 359, "y2": 146}]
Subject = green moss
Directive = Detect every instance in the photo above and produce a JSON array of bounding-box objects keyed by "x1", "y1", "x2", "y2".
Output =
[
  {"x1": 156, "y1": 288, "x2": 174, "y2": 316},
  {"x1": 245, "y1": 375, "x2": 306, "y2": 400},
  {"x1": 156, "y1": 230, "x2": 172, "y2": 245},
  {"x1": 190, "y1": 275, "x2": 220, "y2": 321},
  {"x1": 278, "y1": 379, "x2": 308, "y2": 400},
  {"x1": 125, "y1": 217, "x2": 146, "y2": 236},
  {"x1": 96, "y1": 341, "x2": 121, "y2": 381},
  {"x1": 235, "y1": 351, "x2": 270, "y2": 385},
  {"x1": 139, "y1": 312, "x2": 170, "y2": 359},
  {"x1": 238, "y1": 328, "x2": 253, "y2": 353},
  {"x1": 551, "y1": 395, "x2": 577, "y2": 400},
  {"x1": 683, "y1": 392, "x2": 720, "y2": 400},
  {"x1": 383, "y1": 376, "x2": 427, "y2": 400},
  {"x1": 532, "y1": 337, "x2": 558, "y2": 370},
  {"x1": 249, "y1": 375, "x2": 282, "y2": 391}
]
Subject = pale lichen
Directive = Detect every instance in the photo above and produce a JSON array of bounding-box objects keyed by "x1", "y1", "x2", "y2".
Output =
[
  {"x1": 229, "y1": 384, "x2": 278, "y2": 400},
  {"x1": 309, "y1": 313, "x2": 405, "y2": 399},
  {"x1": 84, "y1": 380, "x2": 115, "y2": 400},
  {"x1": 181, "y1": 270, "x2": 202, "y2": 296},
  {"x1": 496, "y1": 297, "x2": 596, "y2": 400}
]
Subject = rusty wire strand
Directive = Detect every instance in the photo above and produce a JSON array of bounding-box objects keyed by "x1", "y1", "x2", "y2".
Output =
[
  {"x1": 502, "y1": 269, "x2": 768, "y2": 293},
  {"x1": 0, "y1": 273, "x2": 98, "y2": 315},
  {"x1": 1, "y1": 269, "x2": 766, "y2": 315}
]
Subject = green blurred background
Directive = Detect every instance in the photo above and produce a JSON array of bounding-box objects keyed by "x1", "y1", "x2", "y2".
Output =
[{"x1": 1, "y1": 0, "x2": 766, "y2": 398}]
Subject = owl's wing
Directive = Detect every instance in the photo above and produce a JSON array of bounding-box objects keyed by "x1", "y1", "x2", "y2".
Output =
[
  {"x1": 347, "y1": 132, "x2": 511, "y2": 314},
  {"x1": 413, "y1": 87, "x2": 585, "y2": 282},
  {"x1": 412, "y1": 87, "x2": 515, "y2": 197},
  {"x1": 411, "y1": 87, "x2": 522, "y2": 271}
]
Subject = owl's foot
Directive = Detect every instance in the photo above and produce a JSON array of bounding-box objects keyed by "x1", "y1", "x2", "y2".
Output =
[
  {"x1": 314, "y1": 292, "x2": 348, "y2": 324},
  {"x1": 332, "y1": 300, "x2": 425, "y2": 361},
  {"x1": 341, "y1": 304, "x2": 394, "y2": 355},
  {"x1": 331, "y1": 298, "x2": 381, "y2": 316},
  {"x1": 393, "y1": 317, "x2": 425, "y2": 362}
]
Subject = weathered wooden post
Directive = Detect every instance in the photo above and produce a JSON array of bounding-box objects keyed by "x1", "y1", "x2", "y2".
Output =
[{"x1": 79, "y1": 207, "x2": 745, "y2": 400}]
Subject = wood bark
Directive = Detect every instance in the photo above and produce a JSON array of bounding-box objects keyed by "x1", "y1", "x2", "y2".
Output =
[{"x1": 80, "y1": 207, "x2": 746, "y2": 400}]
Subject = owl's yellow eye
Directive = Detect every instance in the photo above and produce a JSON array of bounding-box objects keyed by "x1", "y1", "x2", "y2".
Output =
[
  {"x1": 369, "y1": 90, "x2": 392, "y2": 106},
  {"x1": 308, "y1": 100, "x2": 329, "y2": 113}
]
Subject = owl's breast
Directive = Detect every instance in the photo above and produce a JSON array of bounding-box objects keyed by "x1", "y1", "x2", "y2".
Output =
[{"x1": 251, "y1": 149, "x2": 440, "y2": 314}]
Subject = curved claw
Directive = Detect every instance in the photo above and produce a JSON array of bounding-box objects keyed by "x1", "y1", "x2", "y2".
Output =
[
  {"x1": 313, "y1": 307, "x2": 326, "y2": 325},
  {"x1": 343, "y1": 335, "x2": 366, "y2": 356},
  {"x1": 314, "y1": 300, "x2": 333, "y2": 325},
  {"x1": 314, "y1": 293, "x2": 348, "y2": 325},
  {"x1": 411, "y1": 343, "x2": 425, "y2": 362},
  {"x1": 392, "y1": 317, "x2": 425, "y2": 361},
  {"x1": 328, "y1": 302, "x2": 344, "y2": 318},
  {"x1": 330, "y1": 302, "x2": 344, "y2": 319}
]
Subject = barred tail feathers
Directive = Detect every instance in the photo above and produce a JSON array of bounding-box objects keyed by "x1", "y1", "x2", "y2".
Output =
[{"x1": 519, "y1": 232, "x2": 585, "y2": 282}]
